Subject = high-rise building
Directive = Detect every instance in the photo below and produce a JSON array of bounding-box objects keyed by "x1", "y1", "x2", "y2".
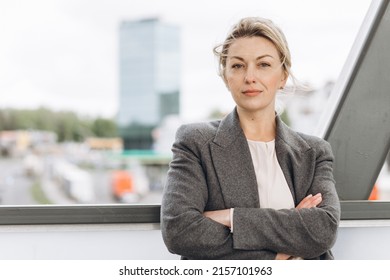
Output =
[{"x1": 118, "y1": 18, "x2": 180, "y2": 149}]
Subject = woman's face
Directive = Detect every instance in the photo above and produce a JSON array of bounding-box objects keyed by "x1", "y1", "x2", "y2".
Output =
[{"x1": 224, "y1": 36, "x2": 287, "y2": 114}]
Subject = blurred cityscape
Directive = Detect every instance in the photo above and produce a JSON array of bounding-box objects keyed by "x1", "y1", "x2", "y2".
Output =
[{"x1": 1, "y1": 17, "x2": 389, "y2": 206}]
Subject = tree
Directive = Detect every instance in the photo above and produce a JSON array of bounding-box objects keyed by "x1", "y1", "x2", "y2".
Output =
[
  {"x1": 91, "y1": 118, "x2": 118, "y2": 138},
  {"x1": 0, "y1": 107, "x2": 117, "y2": 142}
]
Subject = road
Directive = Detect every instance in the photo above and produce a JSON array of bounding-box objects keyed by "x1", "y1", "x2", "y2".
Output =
[
  {"x1": 0, "y1": 157, "x2": 163, "y2": 205},
  {"x1": 0, "y1": 157, "x2": 37, "y2": 205},
  {"x1": 90, "y1": 168, "x2": 163, "y2": 204}
]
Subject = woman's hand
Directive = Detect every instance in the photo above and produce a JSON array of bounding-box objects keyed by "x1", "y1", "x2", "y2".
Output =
[
  {"x1": 275, "y1": 193, "x2": 322, "y2": 260},
  {"x1": 203, "y1": 194, "x2": 323, "y2": 259},
  {"x1": 203, "y1": 209, "x2": 231, "y2": 228},
  {"x1": 296, "y1": 193, "x2": 322, "y2": 210},
  {"x1": 275, "y1": 253, "x2": 291, "y2": 260}
]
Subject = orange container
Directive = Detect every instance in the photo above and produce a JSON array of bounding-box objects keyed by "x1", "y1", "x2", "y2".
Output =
[
  {"x1": 112, "y1": 170, "x2": 134, "y2": 199},
  {"x1": 368, "y1": 184, "x2": 379, "y2": 200}
]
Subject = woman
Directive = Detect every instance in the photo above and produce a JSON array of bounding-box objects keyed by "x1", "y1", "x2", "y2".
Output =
[{"x1": 161, "y1": 17, "x2": 340, "y2": 260}]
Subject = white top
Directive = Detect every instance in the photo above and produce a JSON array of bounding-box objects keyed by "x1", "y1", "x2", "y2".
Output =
[
  {"x1": 247, "y1": 139, "x2": 294, "y2": 210},
  {"x1": 231, "y1": 139, "x2": 299, "y2": 259},
  {"x1": 230, "y1": 139, "x2": 295, "y2": 233}
]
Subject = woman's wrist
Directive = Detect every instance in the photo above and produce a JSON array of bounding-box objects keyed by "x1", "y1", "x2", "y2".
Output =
[{"x1": 203, "y1": 209, "x2": 232, "y2": 228}]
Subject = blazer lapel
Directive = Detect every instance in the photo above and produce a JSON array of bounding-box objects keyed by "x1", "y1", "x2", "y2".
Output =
[
  {"x1": 275, "y1": 115, "x2": 314, "y2": 205},
  {"x1": 210, "y1": 109, "x2": 260, "y2": 208},
  {"x1": 209, "y1": 109, "x2": 315, "y2": 209}
]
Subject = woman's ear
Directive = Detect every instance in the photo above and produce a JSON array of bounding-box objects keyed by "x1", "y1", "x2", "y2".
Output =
[{"x1": 281, "y1": 70, "x2": 288, "y2": 87}]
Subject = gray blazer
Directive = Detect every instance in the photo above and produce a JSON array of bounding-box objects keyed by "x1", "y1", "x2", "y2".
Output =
[{"x1": 161, "y1": 108, "x2": 340, "y2": 260}]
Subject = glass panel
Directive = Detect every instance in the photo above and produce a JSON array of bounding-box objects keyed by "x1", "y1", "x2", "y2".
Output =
[
  {"x1": 0, "y1": 0, "x2": 371, "y2": 205},
  {"x1": 373, "y1": 151, "x2": 390, "y2": 201}
]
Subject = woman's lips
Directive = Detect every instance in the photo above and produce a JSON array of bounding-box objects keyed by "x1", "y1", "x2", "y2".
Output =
[{"x1": 242, "y1": 89, "x2": 262, "y2": 97}]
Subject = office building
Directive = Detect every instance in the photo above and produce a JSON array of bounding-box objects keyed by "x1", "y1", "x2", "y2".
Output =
[{"x1": 118, "y1": 18, "x2": 181, "y2": 149}]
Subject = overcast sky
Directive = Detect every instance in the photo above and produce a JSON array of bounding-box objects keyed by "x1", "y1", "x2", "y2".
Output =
[{"x1": 0, "y1": 0, "x2": 372, "y2": 121}]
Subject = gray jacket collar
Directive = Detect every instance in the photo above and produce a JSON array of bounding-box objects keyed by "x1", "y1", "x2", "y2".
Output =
[
  {"x1": 211, "y1": 108, "x2": 312, "y2": 206},
  {"x1": 213, "y1": 107, "x2": 311, "y2": 153}
]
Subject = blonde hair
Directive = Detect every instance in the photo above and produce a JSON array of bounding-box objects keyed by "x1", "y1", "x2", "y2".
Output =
[{"x1": 214, "y1": 17, "x2": 292, "y2": 82}]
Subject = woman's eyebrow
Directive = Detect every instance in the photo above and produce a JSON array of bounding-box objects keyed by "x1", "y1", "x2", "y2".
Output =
[
  {"x1": 256, "y1": 54, "x2": 274, "y2": 60},
  {"x1": 229, "y1": 54, "x2": 274, "y2": 61},
  {"x1": 229, "y1": 56, "x2": 245, "y2": 61}
]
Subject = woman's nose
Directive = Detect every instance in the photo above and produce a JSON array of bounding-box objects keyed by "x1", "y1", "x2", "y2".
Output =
[{"x1": 244, "y1": 67, "x2": 256, "y2": 83}]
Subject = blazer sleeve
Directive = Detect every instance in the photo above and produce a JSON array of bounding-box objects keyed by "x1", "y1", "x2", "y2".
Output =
[
  {"x1": 161, "y1": 125, "x2": 276, "y2": 259},
  {"x1": 232, "y1": 139, "x2": 340, "y2": 259}
]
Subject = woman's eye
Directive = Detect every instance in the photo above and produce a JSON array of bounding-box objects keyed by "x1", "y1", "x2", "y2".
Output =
[
  {"x1": 232, "y1": 64, "x2": 244, "y2": 69},
  {"x1": 259, "y1": 62, "x2": 271, "y2": 68}
]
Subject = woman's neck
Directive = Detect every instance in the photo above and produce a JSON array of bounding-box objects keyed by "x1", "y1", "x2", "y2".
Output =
[{"x1": 237, "y1": 107, "x2": 276, "y2": 142}]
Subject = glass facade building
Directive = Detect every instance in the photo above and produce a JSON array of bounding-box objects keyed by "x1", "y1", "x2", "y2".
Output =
[{"x1": 118, "y1": 18, "x2": 181, "y2": 129}]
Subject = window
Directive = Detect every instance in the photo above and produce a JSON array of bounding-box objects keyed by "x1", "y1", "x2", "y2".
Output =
[
  {"x1": 2, "y1": 0, "x2": 387, "y2": 223},
  {"x1": 316, "y1": 0, "x2": 390, "y2": 218}
]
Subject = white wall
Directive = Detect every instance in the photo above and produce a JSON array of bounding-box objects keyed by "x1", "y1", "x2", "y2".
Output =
[
  {"x1": 0, "y1": 221, "x2": 389, "y2": 260},
  {"x1": 332, "y1": 220, "x2": 390, "y2": 259},
  {"x1": 0, "y1": 224, "x2": 177, "y2": 260}
]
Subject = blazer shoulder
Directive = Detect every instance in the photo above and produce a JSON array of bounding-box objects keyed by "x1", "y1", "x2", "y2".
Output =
[
  {"x1": 297, "y1": 132, "x2": 333, "y2": 157},
  {"x1": 175, "y1": 120, "x2": 220, "y2": 147}
]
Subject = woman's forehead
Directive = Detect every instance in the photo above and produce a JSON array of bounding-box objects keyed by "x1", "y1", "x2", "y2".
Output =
[{"x1": 227, "y1": 37, "x2": 280, "y2": 59}]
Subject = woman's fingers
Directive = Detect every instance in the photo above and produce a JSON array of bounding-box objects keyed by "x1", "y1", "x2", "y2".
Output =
[
  {"x1": 275, "y1": 253, "x2": 291, "y2": 260},
  {"x1": 313, "y1": 193, "x2": 322, "y2": 205},
  {"x1": 296, "y1": 194, "x2": 312, "y2": 209},
  {"x1": 296, "y1": 193, "x2": 322, "y2": 209}
]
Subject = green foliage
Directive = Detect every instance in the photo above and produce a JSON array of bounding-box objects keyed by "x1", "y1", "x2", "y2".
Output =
[
  {"x1": 0, "y1": 107, "x2": 118, "y2": 142},
  {"x1": 208, "y1": 108, "x2": 227, "y2": 120},
  {"x1": 92, "y1": 118, "x2": 118, "y2": 138},
  {"x1": 30, "y1": 180, "x2": 52, "y2": 204},
  {"x1": 280, "y1": 110, "x2": 291, "y2": 126}
]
